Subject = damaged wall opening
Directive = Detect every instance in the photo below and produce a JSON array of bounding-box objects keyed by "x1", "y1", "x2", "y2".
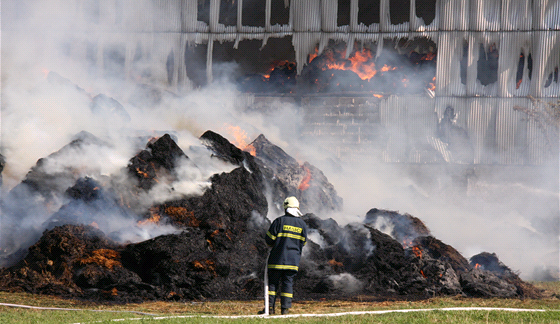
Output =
[
  {"x1": 358, "y1": 0, "x2": 381, "y2": 25},
  {"x1": 390, "y1": 0, "x2": 410, "y2": 25},
  {"x1": 242, "y1": 0, "x2": 266, "y2": 27},
  {"x1": 270, "y1": 0, "x2": 290, "y2": 26},
  {"x1": 219, "y1": 0, "x2": 237, "y2": 26},
  {"x1": 544, "y1": 67, "x2": 559, "y2": 88},
  {"x1": 415, "y1": 0, "x2": 436, "y2": 25},
  {"x1": 477, "y1": 43, "x2": 499, "y2": 86}
]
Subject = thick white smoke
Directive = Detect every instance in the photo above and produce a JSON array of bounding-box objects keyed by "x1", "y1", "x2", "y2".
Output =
[{"x1": 2, "y1": 1, "x2": 558, "y2": 281}]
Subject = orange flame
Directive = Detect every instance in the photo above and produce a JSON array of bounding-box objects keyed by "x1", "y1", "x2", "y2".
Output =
[
  {"x1": 320, "y1": 49, "x2": 378, "y2": 80},
  {"x1": 136, "y1": 168, "x2": 150, "y2": 178},
  {"x1": 244, "y1": 144, "x2": 256, "y2": 156},
  {"x1": 428, "y1": 77, "x2": 436, "y2": 91},
  {"x1": 412, "y1": 246, "x2": 422, "y2": 258},
  {"x1": 475, "y1": 263, "x2": 482, "y2": 269},
  {"x1": 137, "y1": 213, "x2": 161, "y2": 226},
  {"x1": 308, "y1": 49, "x2": 318, "y2": 63},
  {"x1": 373, "y1": 94, "x2": 383, "y2": 98},
  {"x1": 263, "y1": 60, "x2": 296, "y2": 79},
  {"x1": 421, "y1": 52, "x2": 436, "y2": 61},
  {"x1": 298, "y1": 165, "x2": 311, "y2": 190},
  {"x1": 380, "y1": 64, "x2": 397, "y2": 72},
  {"x1": 223, "y1": 124, "x2": 256, "y2": 156}
]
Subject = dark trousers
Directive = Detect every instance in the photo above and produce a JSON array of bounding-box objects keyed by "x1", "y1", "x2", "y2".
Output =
[{"x1": 267, "y1": 269, "x2": 297, "y2": 309}]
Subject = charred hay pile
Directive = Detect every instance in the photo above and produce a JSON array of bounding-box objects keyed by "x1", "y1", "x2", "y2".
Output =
[{"x1": 0, "y1": 130, "x2": 540, "y2": 302}]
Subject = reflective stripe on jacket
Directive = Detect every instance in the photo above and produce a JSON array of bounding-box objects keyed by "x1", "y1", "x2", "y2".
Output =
[{"x1": 265, "y1": 214, "x2": 307, "y2": 271}]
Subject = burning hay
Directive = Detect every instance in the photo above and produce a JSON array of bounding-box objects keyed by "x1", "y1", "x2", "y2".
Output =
[{"x1": 0, "y1": 130, "x2": 540, "y2": 302}]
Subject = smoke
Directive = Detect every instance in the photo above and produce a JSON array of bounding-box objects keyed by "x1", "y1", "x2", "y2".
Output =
[
  {"x1": 327, "y1": 273, "x2": 364, "y2": 294},
  {"x1": 2, "y1": 1, "x2": 558, "y2": 281}
]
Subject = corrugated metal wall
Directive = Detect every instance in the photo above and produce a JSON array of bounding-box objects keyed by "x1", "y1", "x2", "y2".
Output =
[
  {"x1": 49, "y1": 0, "x2": 558, "y2": 98},
  {"x1": 9, "y1": 0, "x2": 557, "y2": 165}
]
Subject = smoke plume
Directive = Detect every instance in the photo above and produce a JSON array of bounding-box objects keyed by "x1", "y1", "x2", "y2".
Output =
[{"x1": 2, "y1": 1, "x2": 558, "y2": 281}]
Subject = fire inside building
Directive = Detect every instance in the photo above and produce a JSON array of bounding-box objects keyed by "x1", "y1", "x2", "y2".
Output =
[
  {"x1": 1, "y1": 0, "x2": 560, "y2": 302},
  {"x1": 7, "y1": 0, "x2": 558, "y2": 163}
]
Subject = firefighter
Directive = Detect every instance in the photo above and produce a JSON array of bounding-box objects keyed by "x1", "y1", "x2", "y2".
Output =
[{"x1": 259, "y1": 196, "x2": 307, "y2": 315}]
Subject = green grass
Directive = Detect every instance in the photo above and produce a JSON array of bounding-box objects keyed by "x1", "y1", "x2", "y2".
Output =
[{"x1": 1, "y1": 281, "x2": 559, "y2": 323}]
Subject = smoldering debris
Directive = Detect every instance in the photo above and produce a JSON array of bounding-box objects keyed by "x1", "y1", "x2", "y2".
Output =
[
  {"x1": 0, "y1": 131, "x2": 541, "y2": 302},
  {"x1": 249, "y1": 134, "x2": 343, "y2": 216}
]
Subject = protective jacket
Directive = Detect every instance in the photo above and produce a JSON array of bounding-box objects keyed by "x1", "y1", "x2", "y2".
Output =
[{"x1": 265, "y1": 213, "x2": 307, "y2": 271}]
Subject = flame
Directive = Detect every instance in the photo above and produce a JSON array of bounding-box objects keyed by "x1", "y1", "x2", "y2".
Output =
[
  {"x1": 322, "y1": 49, "x2": 378, "y2": 80},
  {"x1": 428, "y1": 77, "x2": 436, "y2": 91},
  {"x1": 136, "y1": 168, "x2": 150, "y2": 178},
  {"x1": 263, "y1": 60, "x2": 296, "y2": 79},
  {"x1": 41, "y1": 68, "x2": 50, "y2": 79},
  {"x1": 373, "y1": 94, "x2": 383, "y2": 98},
  {"x1": 420, "y1": 270, "x2": 427, "y2": 278},
  {"x1": 402, "y1": 238, "x2": 413, "y2": 248},
  {"x1": 475, "y1": 263, "x2": 482, "y2": 269},
  {"x1": 90, "y1": 221, "x2": 99, "y2": 229},
  {"x1": 223, "y1": 124, "x2": 256, "y2": 156},
  {"x1": 308, "y1": 49, "x2": 318, "y2": 63},
  {"x1": 298, "y1": 165, "x2": 311, "y2": 190},
  {"x1": 380, "y1": 64, "x2": 397, "y2": 72},
  {"x1": 137, "y1": 213, "x2": 161, "y2": 226},
  {"x1": 401, "y1": 78, "x2": 409, "y2": 88},
  {"x1": 244, "y1": 144, "x2": 256, "y2": 156},
  {"x1": 412, "y1": 246, "x2": 422, "y2": 258},
  {"x1": 421, "y1": 52, "x2": 436, "y2": 61}
]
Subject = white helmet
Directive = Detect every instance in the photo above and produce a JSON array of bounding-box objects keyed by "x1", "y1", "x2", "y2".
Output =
[{"x1": 283, "y1": 196, "x2": 299, "y2": 209}]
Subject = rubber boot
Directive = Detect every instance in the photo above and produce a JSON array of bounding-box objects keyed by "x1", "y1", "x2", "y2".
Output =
[
  {"x1": 281, "y1": 308, "x2": 289, "y2": 315},
  {"x1": 257, "y1": 307, "x2": 275, "y2": 315}
]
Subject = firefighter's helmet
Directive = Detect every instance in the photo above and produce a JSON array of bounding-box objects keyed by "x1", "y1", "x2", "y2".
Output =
[{"x1": 283, "y1": 196, "x2": 299, "y2": 209}]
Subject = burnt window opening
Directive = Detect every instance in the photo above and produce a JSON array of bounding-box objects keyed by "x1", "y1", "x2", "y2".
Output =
[
  {"x1": 270, "y1": 0, "x2": 290, "y2": 25},
  {"x1": 166, "y1": 50, "x2": 174, "y2": 85},
  {"x1": 131, "y1": 43, "x2": 151, "y2": 80},
  {"x1": 358, "y1": 0, "x2": 380, "y2": 26},
  {"x1": 390, "y1": 0, "x2": 410, "y2": 25},
  {"x1": 544, "y1": 67, "x2": 559, "y2": 88},
  {"x1": 235, "y1": 37, "x2": 297, "y2": 93},
  {"x1": 298, "y1": 38, "x2": 436, "y2": 94},
  {"x1": 460, "y1": 41, "x2": 468, "y2": 85},
  {"x1": 527, "y1": 53, "x2": 533, "y2": 80},
  {"x1": 415, "y1": 0, "x2": 436, "y2": 25},
  {"x1": 198, "y1": 0, "x2": 210, "y2": 24},
  {"x1": 219, "y1": 0, "x2": 237, "y2": 26},
  {"x1": 337, "y1": 0, "x2": 350, "y2": 26},
  {"x1": 185, "y1": 44, "x2": 208, "y2": 87},
  {"x1": 242, "y1": 0, "x2": 265, "y2": 27},
  {"x1": 514, "y1": 52, "x2": 534, "y2": 87},
  {"x1": 515, "y1": 53, "x2": 525, "y2": 89},
  {"x1": 103, "y1": 45, "x2": 126, "y2": 79},
  {"x1": 477, "y1": 43, "x2": 499, "y2": 86}
]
